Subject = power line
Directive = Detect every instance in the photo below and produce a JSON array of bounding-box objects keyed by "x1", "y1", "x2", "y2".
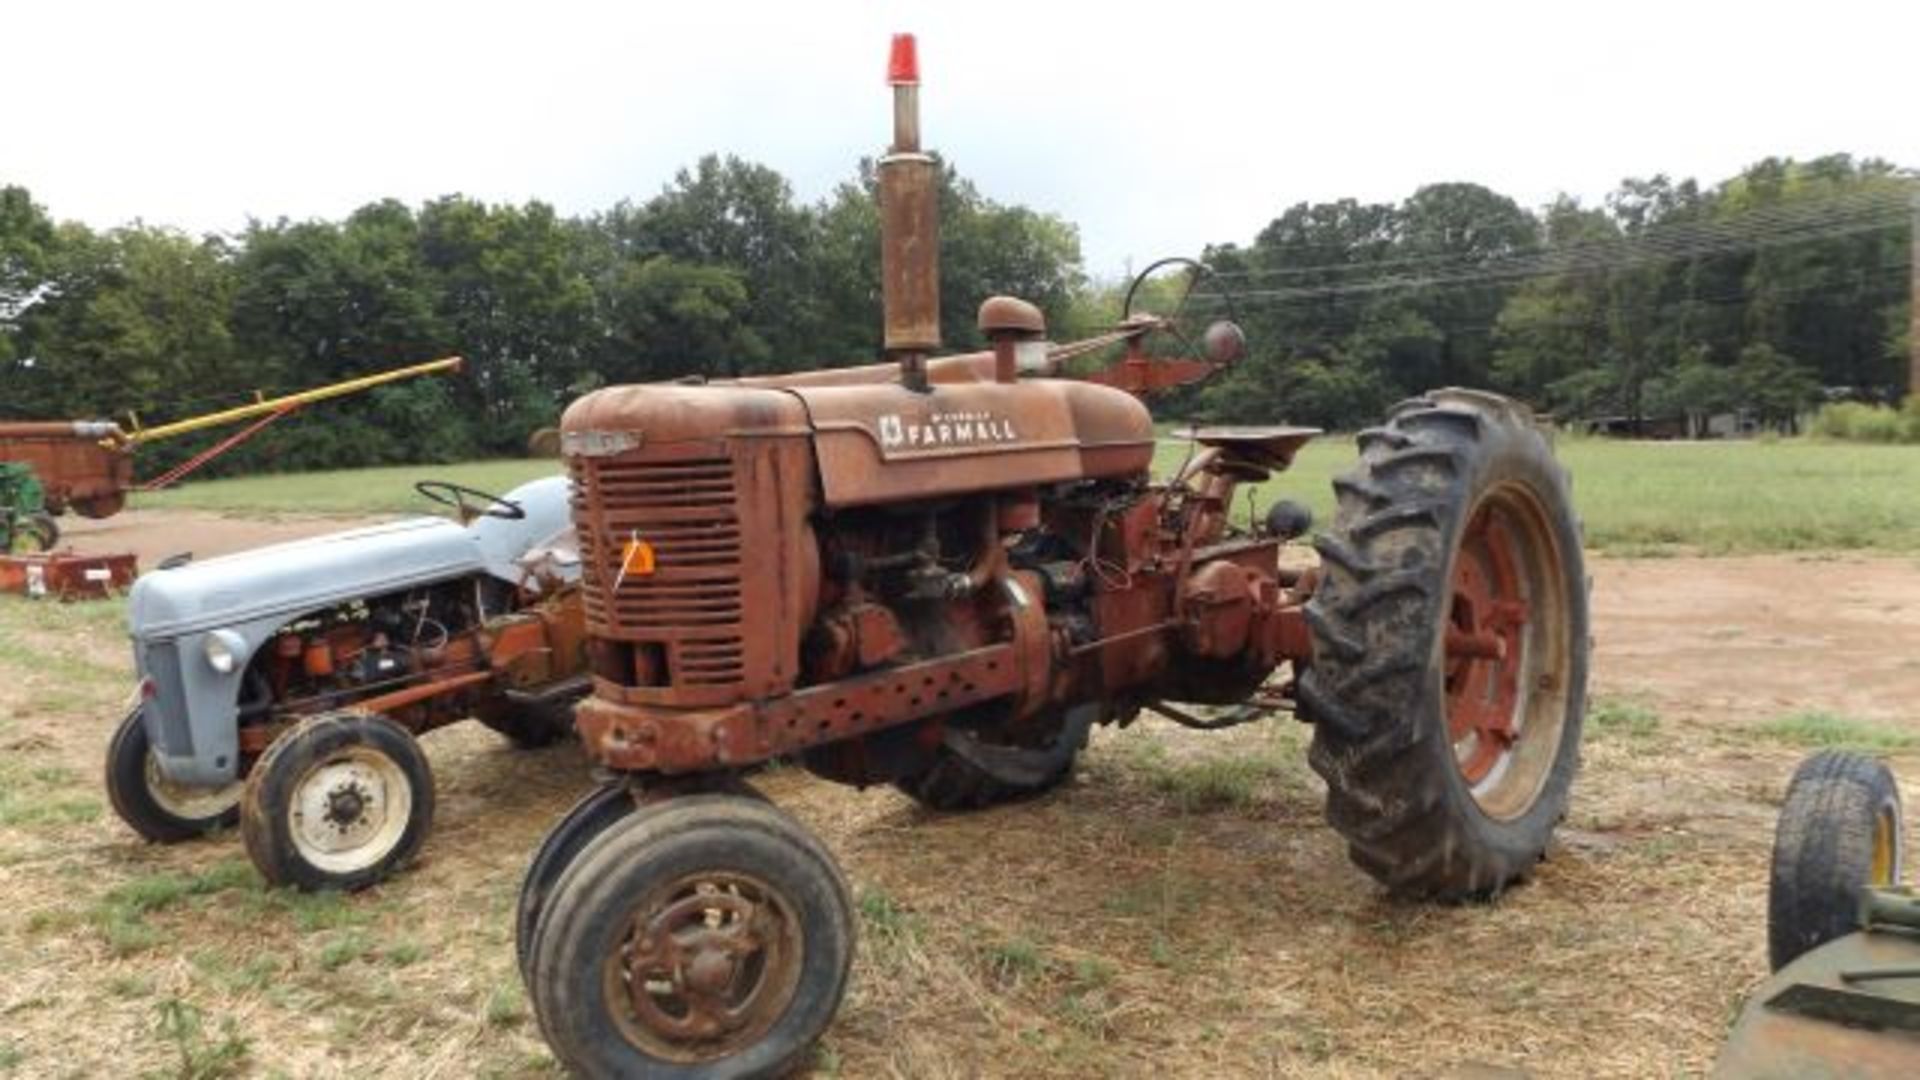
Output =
[
  {"x1": 1204, "y1": 187, "x2": 1913, "y2": 286},
  {"x1": 1187, "y1": 211, "x2": 1907, "y2": 307}
]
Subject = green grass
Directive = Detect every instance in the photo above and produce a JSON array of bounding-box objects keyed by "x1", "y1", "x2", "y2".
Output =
[
  {"x1": 1155, "y1": 433, "x2": 1920, "y2": 556},
  {"x1": 1589, "y1": 697, "x2": 1662, "y2": 740},
  {"x1": 1754, "y1": 710, "x2": 1918, "y2": 751},
  {"x1": 127, "y1": 434, "x2": 1920, "y2": 555},
  {"x1": 133, "y1": 458, "x2": 558, "y2": 516}
]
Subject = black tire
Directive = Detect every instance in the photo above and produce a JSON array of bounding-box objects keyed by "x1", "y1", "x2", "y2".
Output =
[
  {"x1": 893, "y1": 708, "x2": 1091, "y2": 811},
  {"x1": 481, "y1": 701, "x2": 575, "y2": 749},
  {"x1": 104, "y1": 705, "x2": 241, "y2": 843},
  {"x1": 1767, "y1": 749, "x2": 1904, "y2": 971},
  {"x1": 516, "y1": 782, "x2": 638, "y2": 982},
  {"x1": 1301, "y1": 388, "x2": 1589, "y2": 899},
  {"x1": 12, "y1": 513, "x2": 58, "y2": 553},
  {"x1": 528, "y1": 795, "x2": 854, "y2": 1079},
  {"x1": 240, "y1": 711, "x2": 436, "y2": 891}
]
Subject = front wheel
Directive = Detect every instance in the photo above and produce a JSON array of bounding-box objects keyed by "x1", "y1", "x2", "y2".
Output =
[
  {"x1": 526, "y1": 794, "x2": 854, "y2": 1079},
  {"x1": 1300, "y1": 388, "x2": 1588, "y2": 899},
  {"x1": 240, "y1": 711, "x2": 435, "y2": 891},
  {"x1": 516, "y1": 782, "x2": 639, "y2": 983},
  {"x1": 104, "y1": 705, "x2": 242, "y2": 843}
]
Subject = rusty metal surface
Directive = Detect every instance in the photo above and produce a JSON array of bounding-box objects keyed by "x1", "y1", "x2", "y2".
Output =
[
  {"x1": 1715, "y1": 928, "x2": 1920, "y2": 1078},
  {"x1": 555, "y1": 34, "x2": 1325, "y2": 786},
  {"x1": 0, "y1": 551, "x2": 138, "y2": 599},
  {"x1": 0, "y1": 432, "x2": 132, "y2": 517},
  {"x1": 978, "y1": 296, "x2": 1046, "y2": 336},
  {"x1": 795, "y1": 379, "x2": 1155, "y2": 507},
  {"x1": 879, "y1": 154, "x2": 940, "y2": 357},
  {"x1": 575, "y1": 643, "x2": 1024, "y2": 773}
]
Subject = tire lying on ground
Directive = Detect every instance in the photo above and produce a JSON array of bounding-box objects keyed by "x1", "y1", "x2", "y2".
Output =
[
  {"x1": 1767, "y1": 748, "x2": 1904, "y2": 971},
  {"x1": 104, "y1": 705, "x2": 242, "y2": 843},
  {"x1": 240, "y1": 710, "x2": 435, "y2": 891},
  {"x1": 1300, "y1": 388, "x2": 1589, "y2": 900}
]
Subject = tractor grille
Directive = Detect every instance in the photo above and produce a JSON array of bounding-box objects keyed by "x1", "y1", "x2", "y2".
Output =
[{"x1": 573, "y1": 454, "x2": 746, "y2": 687}]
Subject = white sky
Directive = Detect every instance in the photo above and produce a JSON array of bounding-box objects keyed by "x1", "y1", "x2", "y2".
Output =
[{"x1": 7, "y1": 1, "x2": 1917, "y2": 279}]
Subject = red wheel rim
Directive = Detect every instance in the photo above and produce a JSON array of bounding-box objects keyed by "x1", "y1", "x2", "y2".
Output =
[
  {"x1": 603, "y1": 870, "x2": 804, "y2": 1063},
  {"x1": 1444, "y1": 500, "x2": 1533, "y2": 790}
]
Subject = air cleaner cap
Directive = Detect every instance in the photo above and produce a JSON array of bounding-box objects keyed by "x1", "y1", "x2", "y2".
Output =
[{"x1": 887, "y1": 33, "x2": 919, "y2": 85}]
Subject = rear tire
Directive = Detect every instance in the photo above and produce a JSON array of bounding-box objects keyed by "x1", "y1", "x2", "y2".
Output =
[
  {"x1": 1767, "y1": 749, "x2": 1904, "y2": 971},
  {"x1": 1301, "y1": 389, "x2": 1588, "y2": 899},
  {"x1": 240, "y1": 711, "x2": 435, "y2": 891},
  {"x1": 481, "y1": 701, "x2": 574, "y2": 749},
  {"x1": 893, "y1": 706, "x2": 1091, "y2": 812},
  {"x1": 104, "y1": 705, "x2": 241, "y2": 843}
]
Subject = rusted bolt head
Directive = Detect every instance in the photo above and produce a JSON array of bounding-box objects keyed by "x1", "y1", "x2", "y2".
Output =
[{"x1": 978, "y1": 295, "x2": 1046, "y2": 338}]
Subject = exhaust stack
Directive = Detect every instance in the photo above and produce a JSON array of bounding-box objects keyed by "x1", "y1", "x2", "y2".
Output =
[{"x1": 879, "y1": 33, "x2": 939, "y2": 392}]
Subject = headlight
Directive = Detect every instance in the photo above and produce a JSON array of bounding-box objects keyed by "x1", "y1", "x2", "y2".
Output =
[{"x1": 203, "y1": 630, "x2": 245, "y2": 675}]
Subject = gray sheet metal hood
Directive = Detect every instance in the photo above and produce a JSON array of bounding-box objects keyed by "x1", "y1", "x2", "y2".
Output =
[{"x1": 127, "y1": 517, "x2": 485, "y2": 638}]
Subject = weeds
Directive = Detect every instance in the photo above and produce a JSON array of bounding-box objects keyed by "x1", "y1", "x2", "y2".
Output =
[
  {"x1": 1755, "y1": 710, "x2": 1916, "y2": 750},
  {"x1": 1590, "y1": 698, "x2": 1661, "y2": 741},
  {"x1": 484, "y1": 982, "x2": 526, "y2": 1027},
  {"x1": 150, "y1": 999, "x2": 249, "y2": 1080},
  {"x1": 856, "y1": 886, "x2": 921, "y2": 950},
  {"x1": 981, "y1": 935, "x2": 1049, "y2": 987}
]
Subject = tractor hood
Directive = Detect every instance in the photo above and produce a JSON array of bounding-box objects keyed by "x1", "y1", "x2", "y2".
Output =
[
  {"x1": 128, "y1": 475, "x2": 574, "y2": 639},
  {"x1": 129, "y1": 517, "x2": 484, "y2": 638}
]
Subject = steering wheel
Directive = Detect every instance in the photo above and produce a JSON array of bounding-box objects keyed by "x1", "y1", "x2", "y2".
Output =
[
  {"x1": 414, "y1": 480, "x2": 526, "y2": 522},
  {"x1": 1121, "y1": 256, "x2": 1245, "y2": 364}
]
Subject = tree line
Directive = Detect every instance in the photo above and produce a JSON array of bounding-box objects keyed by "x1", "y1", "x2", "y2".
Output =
[{"x1": 1, "y1": 152, "x2": 1911, "y2": 477}]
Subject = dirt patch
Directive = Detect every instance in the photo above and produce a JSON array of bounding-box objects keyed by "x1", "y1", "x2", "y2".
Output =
[
  {"x1": 53, "y1": 508, "x2": 391, "y2": 569},
  {"x1": 0, "y1": 545, "x2": 1916, "y2": 1077}
]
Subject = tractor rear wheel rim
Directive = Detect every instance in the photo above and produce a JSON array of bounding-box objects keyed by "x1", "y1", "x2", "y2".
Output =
[
  {"x1": 1443, "y1": 485, "x2": 1570, "y2": 820},
  {"x1": 605, "y1": 870, "x2": 803, "y2": 1063}
]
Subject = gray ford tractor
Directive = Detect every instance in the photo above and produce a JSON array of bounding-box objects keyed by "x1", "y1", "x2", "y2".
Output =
[{"x1": 106, "y1": 476, "x2": 592, "y2": 890}]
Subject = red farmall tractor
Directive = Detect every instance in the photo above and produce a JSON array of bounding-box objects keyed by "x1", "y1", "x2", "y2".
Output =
[{"x1": 516, "y1": 36, "x2": 1589, "y2": 1077}]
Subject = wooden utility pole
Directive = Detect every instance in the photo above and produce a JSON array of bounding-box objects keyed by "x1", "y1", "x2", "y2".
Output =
[{"x1": 1911, "y1": 191, "x2": 1919, "y2": 400}]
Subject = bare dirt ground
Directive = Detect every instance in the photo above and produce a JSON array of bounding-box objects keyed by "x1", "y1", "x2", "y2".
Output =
[
  {"x1": 56, "y1": 509, "x2": 384, "y2": 568},
  {"x1": 1, "y1": 513, "x2": 1917, "y2": 1078}
]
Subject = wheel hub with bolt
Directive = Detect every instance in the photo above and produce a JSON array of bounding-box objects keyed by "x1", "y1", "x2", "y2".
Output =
[
  {"x1": 289, "y1": 750, "x2": 411, "y2": 872},
  {"x1": 609, "y1": 872, "x2": 802, "y2": 1062},
  {"x1": 1445, "y1": 499, "x2": 1534, "y2": 790}
]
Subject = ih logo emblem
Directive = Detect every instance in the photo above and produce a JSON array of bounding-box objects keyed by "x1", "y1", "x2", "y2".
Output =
[{"x1": 877, "y1": 410, "x2": 1018, "y2": 451}]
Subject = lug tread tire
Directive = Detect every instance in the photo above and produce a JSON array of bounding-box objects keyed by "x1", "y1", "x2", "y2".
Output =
[
  {"x1": 240, "y1": 711, "x2": 435, "y2": 892},
  {"x1": 1300, "y1": 388, "x2": 1588, "y2": 900},
  {"x1": 527, "y1": 795, "x2": 853, "y2": 1079},
  {"x1": 1766, "y1": 749, "x2": 1904, "y2": 971},
  {"x1": 104, "y1": 705, "x2": 239, "y2": 843},
  {"x1": 481, "y1": 702, "x2": 574, "y2": 750},
  {"x1": 893, "y1": 722, "x2": 1087, "y2": 812}
]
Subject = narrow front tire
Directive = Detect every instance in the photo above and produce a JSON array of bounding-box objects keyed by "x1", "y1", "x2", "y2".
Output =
[
  {"x1": 104, "y1": 705, "x2": 242, "y2": 843},
  {"x1": 240, "y1": 711, "x2": 435, "y2": 891}
]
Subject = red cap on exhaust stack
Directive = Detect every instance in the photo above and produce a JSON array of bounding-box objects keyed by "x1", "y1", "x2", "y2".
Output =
[{"x1": 887, "y1": 33, "x2": 919, "y2": 85}]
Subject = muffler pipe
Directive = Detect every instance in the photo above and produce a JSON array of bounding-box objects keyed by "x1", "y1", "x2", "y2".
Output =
[{"x1": 879, "y1": 33, "x2": 939, "y2": 392}]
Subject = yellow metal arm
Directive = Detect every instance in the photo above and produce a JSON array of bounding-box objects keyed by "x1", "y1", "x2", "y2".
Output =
[{"x1": 123, "y1": 356, "x2": 464, "y2": 445}]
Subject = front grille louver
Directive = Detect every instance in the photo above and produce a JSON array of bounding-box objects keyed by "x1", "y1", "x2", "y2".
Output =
[{"x1": 572, "y1": 455, "x2": 746, "y2": 688}]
